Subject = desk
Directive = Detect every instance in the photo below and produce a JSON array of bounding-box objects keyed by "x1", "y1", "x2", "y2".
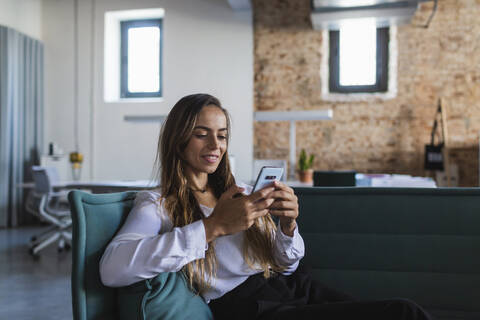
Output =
[
  {"x1": 20, "y1": 180, "x2": 159, "y2": 193},
  {"x1": 241, "y1": 180, "x2": 314, "y2": 188},
  {"x1": 290, "y1": 175, "x2": 436, "y2": 188},
  {"x1": 66, "y1": 180, "x2": 310, "y2": 192},
  {"x1": 355, "y1": 174, "x2": 437, "y2": 188},
  {"x1": 287, "y1": 180, "x2": 314, "y2": 188},
  {"x1": 22, "y1": 180, "x2": 311, "y2": 192}
]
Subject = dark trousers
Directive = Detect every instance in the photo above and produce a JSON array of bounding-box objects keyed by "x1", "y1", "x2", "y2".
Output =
[{"x1": 208, "y1": 264, "x2": 434, "y2": 320}]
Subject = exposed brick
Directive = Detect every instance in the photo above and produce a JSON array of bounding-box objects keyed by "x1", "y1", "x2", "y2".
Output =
[{"x1": 253, "y1": 0, "x2": 480, "y2": 186}]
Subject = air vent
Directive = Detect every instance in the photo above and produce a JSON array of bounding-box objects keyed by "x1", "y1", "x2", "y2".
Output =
[{"x1": 311, "y1": 0, "x2": 420, "y2": 30}]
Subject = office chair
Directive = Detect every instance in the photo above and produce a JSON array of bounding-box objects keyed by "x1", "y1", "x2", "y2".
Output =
[{"x1": 26, "y1": 166, "x2": 72, "y2": 257}]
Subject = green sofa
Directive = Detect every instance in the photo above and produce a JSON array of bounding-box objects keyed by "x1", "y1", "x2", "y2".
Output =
[
  {"x1": 295, "y1": 187, "x2": 480, "y2": 320},
  {"x1": 70, "y1": 187, "x2": 480, "y2": 320}
]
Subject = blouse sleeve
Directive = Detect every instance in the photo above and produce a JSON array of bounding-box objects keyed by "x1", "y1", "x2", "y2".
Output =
[
  {"x1": 273, "y1": 222, "x2": 305, "y2": 275},
  {"x1": 99, "y1": 191, "x2": 208, "y2": 287}
]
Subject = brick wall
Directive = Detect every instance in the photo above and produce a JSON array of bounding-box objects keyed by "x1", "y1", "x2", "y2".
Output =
[{"x1": 253, "y1": 0, "x2": 480, "y2": 186}]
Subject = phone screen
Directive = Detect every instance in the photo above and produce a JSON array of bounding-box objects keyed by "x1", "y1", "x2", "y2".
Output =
[{"x1": 252, "y1": 166, "x2": 284, "y2": 192}]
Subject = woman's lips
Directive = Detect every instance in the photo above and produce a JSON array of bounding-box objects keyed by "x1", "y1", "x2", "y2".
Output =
[{"x1": 202, "y1": 155, "x2": 219, "y2": 164}]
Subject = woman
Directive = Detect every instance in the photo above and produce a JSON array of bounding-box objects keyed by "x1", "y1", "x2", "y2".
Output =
[{"x1": 100, "y1": 94, "x2": 432, "y2": 320}]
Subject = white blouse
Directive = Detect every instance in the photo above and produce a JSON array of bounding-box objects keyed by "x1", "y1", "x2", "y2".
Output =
[{"x1": 99, "y1": 184, "x2": 305, "y2": 302}]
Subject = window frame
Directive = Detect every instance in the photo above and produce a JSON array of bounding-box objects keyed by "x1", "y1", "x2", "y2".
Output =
[
  {"x1": 120, "y1": 18, "x2": 163, "y2": 98},
  {"x1": 329, "y1": 27, "x2": 389, "y2": 93}
]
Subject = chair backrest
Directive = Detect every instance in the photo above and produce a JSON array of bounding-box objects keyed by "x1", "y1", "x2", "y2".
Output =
[
  {"x1": 68, "y1": 190, "x2": 137, "y2": 320},
  {"x1": 252, "y1": 159, "x2": 287, "y2": 182},
  {"x1": 313, "y1": 170, "x2": 356, "y2": 187},
  {"x1": 31, "y1": 166, "x2": 51, "y2": 194},
  {"x1": 31, "y1": 165, "x2": 62, "y2": 193}
]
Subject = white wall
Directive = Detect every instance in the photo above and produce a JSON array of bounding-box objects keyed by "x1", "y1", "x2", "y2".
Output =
[
  {"x1": 0, "y1": 0, "x2": 42, "y2": 39},
  {"x1": 43, "y1": 0, "x2": 253, "y2": 182}
]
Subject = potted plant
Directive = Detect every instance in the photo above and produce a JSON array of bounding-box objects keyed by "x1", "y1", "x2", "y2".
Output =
[
  {"x1": 298, "y1": 149, "x2": 315, "y2": 183},
  {"x1": 69, "y1": 151, "x2": 84, "y2": 181}
]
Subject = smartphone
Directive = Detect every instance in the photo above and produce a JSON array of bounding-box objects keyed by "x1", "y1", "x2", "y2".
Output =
[{"x1": 252, "y1": 166, "x2": 284, "y2": 193}]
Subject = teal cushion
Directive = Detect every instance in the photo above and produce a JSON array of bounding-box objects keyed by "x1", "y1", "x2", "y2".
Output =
[
  {"x1": 118, "y1": 272, "x2": 213, "y2": 320},
  {"x1": 294, "y1": 187, "x2": 480, "y2": 320}
]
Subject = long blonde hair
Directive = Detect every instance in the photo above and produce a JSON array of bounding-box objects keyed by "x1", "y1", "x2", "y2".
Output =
[{"x1": 154, "y1": 93, "x2": 285, "y2": 294}]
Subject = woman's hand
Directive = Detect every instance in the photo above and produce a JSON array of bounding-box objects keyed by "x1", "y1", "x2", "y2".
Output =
[
  {"x1": 203, "y1": 185, "x2": 275, "y2": 242},
  {"x1": 268, "y1": 181, "x2": 299, "y2": 237}
]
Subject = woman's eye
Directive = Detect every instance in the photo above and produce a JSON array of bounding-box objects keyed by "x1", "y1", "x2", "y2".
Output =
[
  {"x1": 218, "y1": 136, "x2": 227, "y2": 140},
  {"x1": 195, "y1": 134, "x2": 207, "y2": 138}
]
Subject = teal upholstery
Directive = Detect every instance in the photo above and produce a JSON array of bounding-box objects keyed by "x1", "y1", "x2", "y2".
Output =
[
  {"x1": 294, "y1": 187, "x2": 480, "y2": 320},
  {"x1": 69, "y1": 190, "x2": 136, "y2": 320},
  {"x1": 69, "y1": 190, "x2": 212, "y2": 320},
  {"x1": 70, "y1": 187, "x2": 480, "y2": 320}
]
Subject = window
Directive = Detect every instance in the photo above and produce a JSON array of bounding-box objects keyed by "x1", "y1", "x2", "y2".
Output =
[
  {"x1": 329, "y1": 21, "x2": 389, "y2": 93},
  {"x1": 120, "y1": 19, "x2": 162, "y2": 98}
]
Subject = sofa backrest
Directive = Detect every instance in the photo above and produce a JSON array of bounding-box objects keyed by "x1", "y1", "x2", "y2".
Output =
[
  {"x1": 294, "y1": 187, "x2": 480, "y2": 320},
  {"x1": 69, "y1": 190, "x2": 137, "y2": 320}
]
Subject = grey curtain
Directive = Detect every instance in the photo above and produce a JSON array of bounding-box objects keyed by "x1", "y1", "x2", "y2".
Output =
[{"x1": 0, "y1": 25, "x2": 43, "y2": 227}]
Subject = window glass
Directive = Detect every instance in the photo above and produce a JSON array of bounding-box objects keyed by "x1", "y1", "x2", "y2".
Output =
[
  {"x1": 120, "y1": 19, "x2": 162, "y2": 98},
  {"x1": 329, "y1": 22, "x2": 389, "y2": 94},
  {"x1": 127, "y1": 26, "x2": 160, "y2": 93},
  {"x1": 339, "y1": 20, "x2": 376, "y2": 86}
]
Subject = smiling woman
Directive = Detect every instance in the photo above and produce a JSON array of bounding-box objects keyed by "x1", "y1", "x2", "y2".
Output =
[
  {"x1": 156, "y1": 94, "x2": 234, "y2": 205},
  {"x1": 184, "y1": 106, "x2": 228, "y2": 179},
  {"x1": 99, "y1": 94, "x2": 433, "y2": 320}
]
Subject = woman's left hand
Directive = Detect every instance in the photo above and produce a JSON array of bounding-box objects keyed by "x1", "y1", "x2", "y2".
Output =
[{"x1": 268, "y1": 180, "x2": 299, "y2": 237}]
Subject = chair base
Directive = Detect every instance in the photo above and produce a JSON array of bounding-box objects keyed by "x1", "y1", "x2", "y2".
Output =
[{"x1": 29, "y1": 226, "x2": 72, "y2": 258}]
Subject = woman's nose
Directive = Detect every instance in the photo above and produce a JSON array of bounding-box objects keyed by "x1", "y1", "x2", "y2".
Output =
[{"x1": 207, "y1": 136, "x2": 220, "y2": 148}]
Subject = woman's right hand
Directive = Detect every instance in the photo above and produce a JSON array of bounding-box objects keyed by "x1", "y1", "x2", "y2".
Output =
[{"x1": 203, "y1": 185, "x2": 275, "y2": 242}]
